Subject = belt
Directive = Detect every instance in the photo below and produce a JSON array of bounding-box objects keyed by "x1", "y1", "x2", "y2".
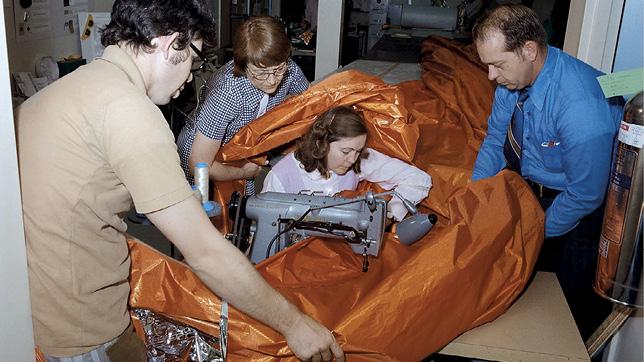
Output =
[{"x1": 525, "y1": 179, "x2": 562, "y2": 199}]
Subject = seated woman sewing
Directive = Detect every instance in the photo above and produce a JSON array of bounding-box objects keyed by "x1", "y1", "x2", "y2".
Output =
[
  {"x1": 262, "y1": 106, "x2": 432, "y2": 221},
  {"x1": 177, "y1": 16, "x2": 309, "y2": 194}
]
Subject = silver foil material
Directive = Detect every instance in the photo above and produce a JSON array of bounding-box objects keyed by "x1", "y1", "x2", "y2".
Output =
[{"x1": 134, "y1": 309, "x2": 224, "y2": 362}]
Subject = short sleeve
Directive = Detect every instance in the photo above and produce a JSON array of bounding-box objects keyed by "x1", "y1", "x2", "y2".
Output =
[
  {"x1": 101, "y1": 92, "x2": 192, "y2": 213},
  {"x1": 286, "y1": 60, "x2": 309, "y2": 95},
  {"x1": 196, "y1": 80, "x2": 242, "y2": 141}
]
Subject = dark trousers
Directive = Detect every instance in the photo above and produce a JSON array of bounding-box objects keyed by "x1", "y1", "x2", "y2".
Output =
[{"x1": 534, "y1": 196, "x2": 613, "y2": 341}]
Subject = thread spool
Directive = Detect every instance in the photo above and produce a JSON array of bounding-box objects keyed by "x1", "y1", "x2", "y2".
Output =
[{"x1": 194, "y1": 162, "x2": 209, "y2": 203}]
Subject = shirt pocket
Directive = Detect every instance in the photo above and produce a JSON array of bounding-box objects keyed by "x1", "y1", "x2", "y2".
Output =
[{"x1": 539, "y1": 141, "x2": 564, "y2": 172}]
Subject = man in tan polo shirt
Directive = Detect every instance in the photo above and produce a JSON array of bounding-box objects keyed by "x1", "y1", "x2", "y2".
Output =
[{"x1": 16, "y1": 1, "x2": 344, "y2": 361}]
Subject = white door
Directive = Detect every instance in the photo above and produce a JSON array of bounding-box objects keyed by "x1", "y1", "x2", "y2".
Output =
[{"x1": 0, "y1": 3, "x2": 36, "y2": 361}]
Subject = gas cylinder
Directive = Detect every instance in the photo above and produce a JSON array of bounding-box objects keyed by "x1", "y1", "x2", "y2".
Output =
[{"x1": 594, "y1": 91, "x2": 643, "y2": 308}]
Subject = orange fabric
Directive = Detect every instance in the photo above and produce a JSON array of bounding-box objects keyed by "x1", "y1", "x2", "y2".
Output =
[
  {"x1": 128, "y1": 37, "x2": 544, "y2": 361},
  {"x1": 212, "y1": 70, "x2": 419, "y2": 234}
]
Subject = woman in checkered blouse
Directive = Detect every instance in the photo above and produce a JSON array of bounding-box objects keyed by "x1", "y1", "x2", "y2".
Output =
[{"x1": 177, "y1": 16, "x2": 309, "y2": 194}]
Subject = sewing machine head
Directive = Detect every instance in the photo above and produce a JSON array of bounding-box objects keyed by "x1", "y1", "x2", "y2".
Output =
[
  {"x1": 227, "y1": 190, "x2": 438, "y2": 271},
  {"x1": 227, "y1": 191, "x2": 387, "y2": 268}
]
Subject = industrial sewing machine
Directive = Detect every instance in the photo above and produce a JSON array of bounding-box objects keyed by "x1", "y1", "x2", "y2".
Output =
[{"x1": 227, "y1": 191, "x2": 437, "y2": 271}]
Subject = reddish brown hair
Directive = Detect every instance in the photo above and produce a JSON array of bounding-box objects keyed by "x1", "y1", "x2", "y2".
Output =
[
  {"x1": 295, "y1": 106, "x2": 369, "y2": 177},
  {"x1": 233, "y1": 16, "x2": 291, "y2": 76}
]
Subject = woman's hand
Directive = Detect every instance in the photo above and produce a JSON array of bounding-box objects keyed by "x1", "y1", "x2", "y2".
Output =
[{"x1": 241, "y1": 162, "x2": 262, "y2": 179}]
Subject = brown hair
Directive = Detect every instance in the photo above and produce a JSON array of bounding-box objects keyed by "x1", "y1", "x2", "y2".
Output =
[
  {"x1": 473, "y1": 5, "x2": 547, "y2": 55},
  {"x1": 295, "y1": 106, "x2": 369, "y2": 177},
  {"x1": 232, "y1": 16, "x2": 291, "y2": 77}
]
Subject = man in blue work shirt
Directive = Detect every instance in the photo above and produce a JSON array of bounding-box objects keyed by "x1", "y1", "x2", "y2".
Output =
[{"x1": 471, "y1": 5, "x2": 623, "y2": 340}]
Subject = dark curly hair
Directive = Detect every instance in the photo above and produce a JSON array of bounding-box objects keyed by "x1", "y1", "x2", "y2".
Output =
[
  {"x1": 473, "y1": 4, "x2": 547, "y2": 55},
  {"x1": 101, "y1": 0, "x2": 217, "y2": 53},
  {"x1": 233, "y1": 16, "x2": 291, "y2": 76},
  {"x1": 294, "y1": 106, "x2": 369, "y2": 178}
]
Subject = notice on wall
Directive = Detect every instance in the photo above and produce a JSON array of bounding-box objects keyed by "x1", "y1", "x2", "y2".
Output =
[
  {"x1": 13, "y1": 0, "x2": 89, "y2": 42},
  {"x1": 597, "y1": 68, "x2": 644, "y2": 98},
  {"x1": 15, "y1": 0, "x2": 51, "y2": 40},
  {"x1": 78, "y1": 12, "x2": 110, "y2": 61},
  {"x1": 63, "y1": 0, "x2": 89, "y2": 37}
]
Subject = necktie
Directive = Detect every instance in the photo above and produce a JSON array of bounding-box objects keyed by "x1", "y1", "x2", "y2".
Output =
[{"x1": 503, "y1": 90, "x2": 529, "y2": 174}]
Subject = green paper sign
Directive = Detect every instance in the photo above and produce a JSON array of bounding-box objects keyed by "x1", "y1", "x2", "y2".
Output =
[{"x1": 597, "y1": 68, "x2": 644, "y2": 98}]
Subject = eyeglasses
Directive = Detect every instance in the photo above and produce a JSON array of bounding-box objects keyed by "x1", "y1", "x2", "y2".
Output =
[
  {"x1": 246, "y1": 63, "x2": 288, "y2": 81},
  {"x1": 190, "y1": 43, "x2": 209, "y2": 72}
]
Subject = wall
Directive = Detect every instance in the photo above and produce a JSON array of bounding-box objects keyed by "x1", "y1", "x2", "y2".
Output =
[
  {"x1": 0, "y1": 2, "x2": 35, "y2": 361},
  {"x1": 4, "y1": 0, "x2": 113, "y2": 74},
  {"x1": 315, "y1": 0, "x2": 344, "y2": 80},
  {"x1": 564, "y1": 0, "x2": 624, "y2": 72},
  {"x1": 4, "y1": 0, "x2": 227, "y2": 73},
  {"x1": 612, "y1": 0, "x2": 643, "y2": 72}
]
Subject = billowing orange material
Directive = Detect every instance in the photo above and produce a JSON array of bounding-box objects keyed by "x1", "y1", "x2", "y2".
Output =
[{"x1": 128, "y1": 37, "x2": 544, "y2": 361}]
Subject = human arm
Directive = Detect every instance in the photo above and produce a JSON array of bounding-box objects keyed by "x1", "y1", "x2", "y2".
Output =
[
  {"x1": 471, "y1": 87, "x2": 514, "y2": 181},
  {"x1": 359, "y1": 149, "x2": 432, "y2": 221},
  {"x1": 146, "y1": 197, "x2": 344, "y2": 361},
  {"x1": 188, "y1": 131, "x2": 260, "y2": 181},
  {"x1": 188, "y1": 76, "x2": 260, "y2": 181},
  {"x1": 540, "y1": 100, "x2": 617, "y2": 237}
]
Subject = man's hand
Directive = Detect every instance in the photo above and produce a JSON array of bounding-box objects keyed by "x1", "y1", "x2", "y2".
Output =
[
  {"x1": 241, "y1": 162, "x2": 262, "y2": 179},
  {"x1": 283, "y1": 314, "x2": 344, "y2": 361},
  {"x1": 149, "y1": 197, "x2": 343, "y2": 361}
]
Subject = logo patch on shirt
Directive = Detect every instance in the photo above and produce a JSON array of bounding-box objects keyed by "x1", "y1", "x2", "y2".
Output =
[{"x1": 541, "y1": 141, "x2": 560, "y2": 148}]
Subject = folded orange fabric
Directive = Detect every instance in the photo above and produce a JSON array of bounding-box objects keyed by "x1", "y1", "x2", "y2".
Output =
[{"x1": 128, "y1": 37, "x2": 544, "y2": 361}]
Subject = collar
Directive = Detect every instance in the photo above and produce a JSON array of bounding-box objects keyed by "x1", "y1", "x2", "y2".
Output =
[
  {"x1": 98, "y1": 45, "x2": 147, "y2": 94},
  {"x1": 525, "y1": 46, "x2": 557, "y2": 111},
  {"x1": 293, "y1": 153, "x2": 335, "y2": 181},
  {"x1": 238, "y1": 75, "x2": 268, "y2": 104}
]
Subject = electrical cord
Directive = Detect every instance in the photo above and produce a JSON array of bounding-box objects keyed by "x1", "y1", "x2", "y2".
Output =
[{"x1": 265, "y1": 208, "x2": 312, "y2": 259}]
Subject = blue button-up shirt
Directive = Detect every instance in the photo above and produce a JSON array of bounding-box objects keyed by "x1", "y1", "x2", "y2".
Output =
[{"x1": 472, "y1": 46, "x2": 623, "y2": 237}]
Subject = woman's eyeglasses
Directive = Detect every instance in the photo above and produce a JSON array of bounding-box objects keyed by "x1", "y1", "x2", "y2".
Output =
[
  {"x1": 190, "y1": 43, "x2": 209, "y2": 72},
  {"x1": 246, "y1": 63, "x2": 288, "y2": 81}
]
